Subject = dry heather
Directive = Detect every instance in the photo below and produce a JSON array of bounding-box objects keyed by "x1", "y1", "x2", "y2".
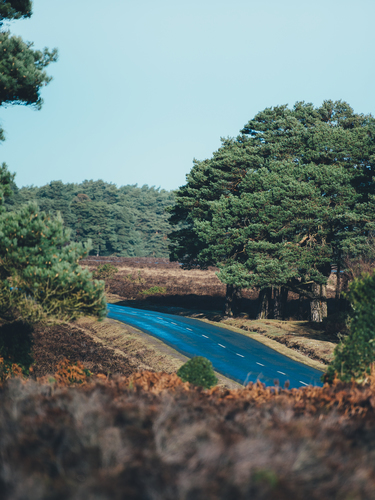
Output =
[
  {"x1": 82, "y1": 257, "x2": 341, "y2": 365},
  {"x1": 1, "y1": 371, "x2": 375, "y2": 499},
  {"x1": 30, "y1": 318, "x2": 184, "y2": 379}
]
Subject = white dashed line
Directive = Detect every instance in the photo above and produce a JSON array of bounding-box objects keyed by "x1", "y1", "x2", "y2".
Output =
[
  {"x1": 299, "y1": 381, "x2": 309, "y2": 386},
  {"x1": 218, "y1": 344, "x2": 226, "y2": 348},
  {"x1": 256, "y1": 362, "x2": 265, "y2": 366},
  {"x1": 171, "y1": 322, "x2": 177, "y2": 325},
  {"x1": 277, "y1": 371, "x2": 286, "y2": 375},
  {"x1": 236, "y1": 353, "x2": 244, "y2": 358},
  {"x1": 202, "y1": 335, "x2": 209, "y2": 338},
  {"x1": 186, "y1": 328, "x2": 193, "y2": 331},
  {"x1": 157, "y1": 317, "x2": 163, "y2": 320}
]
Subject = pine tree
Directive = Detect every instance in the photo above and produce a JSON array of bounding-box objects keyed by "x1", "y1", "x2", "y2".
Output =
[
  {"x1": 0, "y1": 2, "x2": 106, "y2": 321},
  {"x1": 171, "y1": 101, "x2": 375, "y2": 321},
  {"x1": 0, "y1": 1, "x2": 32, "y2": 24},
  {"x1": 169, "y1": 140, "x2": 251, "y2": 315},
  {"x1": 0, "y1": 202, "x2": 106, "y2": 320},
  {"x1": 325, "y1": 270, "x2": 375, "y2": 383}
]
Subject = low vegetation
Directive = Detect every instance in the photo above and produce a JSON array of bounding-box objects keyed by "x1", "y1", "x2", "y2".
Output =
[
  {"x1": 2, "y1": 369, "x2": 375, "y2": 499},
  {"x1": 177, "y1": 356, "x2": 218, "y2": 389}
]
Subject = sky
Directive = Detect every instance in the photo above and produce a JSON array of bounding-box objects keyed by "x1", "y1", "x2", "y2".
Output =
[{"x1": 1, "y1": 0, "x2": 374, "y2": 191}]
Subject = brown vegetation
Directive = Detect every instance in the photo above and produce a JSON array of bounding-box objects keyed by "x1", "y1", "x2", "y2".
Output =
[
  {"x1": 81, "y1": 257, "x2": 343, "y2": 366},
  {"x1": 1, "y1": 370, "x2": 375, "y2": 499},
  {"x1": 30, "y1": 317, "x2": 184, "y2": 380}
]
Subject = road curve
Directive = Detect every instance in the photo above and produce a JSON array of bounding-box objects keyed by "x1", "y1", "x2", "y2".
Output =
[{"x1": 107, "y1": 304, "x2": 324, "y2": 388}]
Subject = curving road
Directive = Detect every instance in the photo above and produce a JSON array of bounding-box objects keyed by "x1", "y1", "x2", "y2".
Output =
[{"x1": 107, "y1": 304, "x2": 324, "y2": 388}]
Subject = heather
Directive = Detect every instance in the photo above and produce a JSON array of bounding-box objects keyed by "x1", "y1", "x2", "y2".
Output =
[{"x1": 1, "y1": 371, "x2": 375, "y2": 499}]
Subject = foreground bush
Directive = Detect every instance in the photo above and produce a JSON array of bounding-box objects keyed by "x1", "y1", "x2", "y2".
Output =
[
  {"x1": 2, "y1": 373, "x2": 375, "y2": 499},
  {"x1": 177, "y1": 356, "x2": 218, "y2": 389},
  {"x1": 325, "y1": 270, "x2": 375, "y2": 383}
]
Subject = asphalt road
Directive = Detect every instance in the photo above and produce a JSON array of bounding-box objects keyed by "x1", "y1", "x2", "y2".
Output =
[{"x1": 107, "y1": 304, "x2": 324, "y2": 388}]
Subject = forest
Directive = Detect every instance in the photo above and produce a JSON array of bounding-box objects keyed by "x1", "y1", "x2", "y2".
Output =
[{"x1": 5, "y1": 180, "x2": 175, "y2": 258}]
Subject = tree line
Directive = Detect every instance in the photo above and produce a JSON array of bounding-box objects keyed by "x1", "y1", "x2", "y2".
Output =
[
  {"x1": 169, "y1": 101, "x2": 375, "y2": 322},
  {"x1": 6, "y1": 180, "x2": 175, "y2": 258}
]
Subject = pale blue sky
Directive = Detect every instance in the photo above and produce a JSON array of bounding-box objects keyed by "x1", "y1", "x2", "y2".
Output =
[{"x1": 1, "y1": 0, "x2": 374, "y2": 191}]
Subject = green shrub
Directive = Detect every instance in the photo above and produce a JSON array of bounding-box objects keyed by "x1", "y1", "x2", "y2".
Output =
[
  {"x1": 177, "y1": 356, "x2": 218, "y2": 389},
  {"x1": 140, "y1": 286, "x2": 167, "y2": 295},
  {"x1": 325, "y1": 271, "x2": 375, "y2": 383},
  {"x1": 93, "y1": 264, "x2": 118, "y2": 280}
]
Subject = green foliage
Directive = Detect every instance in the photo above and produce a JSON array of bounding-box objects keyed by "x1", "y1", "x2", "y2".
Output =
[
  {"x1": 0, "y1": 0, "x2": 32, "y2": 24},
  {"x1": 0, "y1": 2, "x2": 57, "y2": 142},
  {"x1": 0, "y1": 30, "x2": 58, "y2": 109},
  {"x1": 0, "y1": 2, "x2": 106, "y2": 322},
  {"x1": 0, "y1": 202, "x2": 107, "y2": 321},
  {"x1": 93, "y1": 263, "x2": 118, "y2": 280},
  {"x1": 6, "y1": 181, "x2": 177, "y2": 258},
  {"x1": 325, "y1": 271, "x2": 375, "y2": 383},
  {"x1": 140, "y1": 286, "x2": 167, "y2": 295},
  {"x1": 177, "y1": 356, "x2": 218, "y2": 389},
  {"x1": 0, "y1": 321, "x2": 33, "y2": 374},
  {"x1": 170, "y1": 101, "x2": 375, "y2": 320}
]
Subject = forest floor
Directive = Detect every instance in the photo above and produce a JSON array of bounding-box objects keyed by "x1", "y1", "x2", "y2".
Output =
[{"x1": 82, "y1": 256, "x2": 343, "y2": 370}]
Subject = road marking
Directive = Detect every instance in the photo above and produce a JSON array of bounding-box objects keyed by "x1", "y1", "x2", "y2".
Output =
[
  {"x1": 171, "y1": 322, "x2": 177, "y2": 325},
  {"x1": 277, "y1": 371, "x2": 286, "y2": 375},
  {"x1": 202, "y1": 335, "x2": 209, "y2": 338},
  {"x1": 256, "y1": 362, "x2": 265, "y2": 366},
  {"x1": 218, "y1": 344, "x2": 226, "y2": 348},
  {"x1": 236, "y1": 353, "x2": 244, "y2": 358},
  {"x1": 186, "y1": 328, "x2": 193, "y2": 331},
  {"x1": 157, "y1": 317, "x2": 163, "y2": 320},
  {"x1": 299, "y1": 381, "x2": 309, "y2": 386}
]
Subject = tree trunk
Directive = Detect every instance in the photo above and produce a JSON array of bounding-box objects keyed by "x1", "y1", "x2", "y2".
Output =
[
  {"x1": 335, "y1": 262, "x2": 341, "y2": 311},
  {"x1": 273, "y1": 286, "x2": 288, "y2": 320},
  {"x1": 298, "y1": 294, "x2": 304, "y2": 320},
  {"x1": 257, "y1": 287, "x2": 272, "y2": 319},
  {"x1": 224, "y1": 284, "x2": 242, "y2": 317},
  {"x1": 310, "y1": 283, "x2": 328, "y2": 322}
]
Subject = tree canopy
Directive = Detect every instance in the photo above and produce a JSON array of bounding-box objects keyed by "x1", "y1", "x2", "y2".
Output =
[
  {"x1": 6, "y1": 180, "x2": 176, "y2": 258},
  {"x1": 0, "y1": 1, "x2": 32, "y2": 25},
  {"x1": 170, "y1": 101, "x2": 375, "y2": 321}
]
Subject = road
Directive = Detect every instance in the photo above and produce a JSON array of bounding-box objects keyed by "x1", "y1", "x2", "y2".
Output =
[{"x1": 107, "y1": 304, "x2": 324, "y2": 388}]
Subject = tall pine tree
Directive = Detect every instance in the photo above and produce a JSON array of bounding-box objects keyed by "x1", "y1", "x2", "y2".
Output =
[{"x1": 171, "y1": 101, "x2": 375, "y2": 321}]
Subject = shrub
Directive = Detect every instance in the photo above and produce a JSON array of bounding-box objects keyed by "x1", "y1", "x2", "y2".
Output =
[
  {"x1": 93, "y1": 263, "x2": 118, "y2": 280},
  {"x1": 0, "y1": 356, "x2": 24, "y2": 382},
  {"x1": 177, "y1": 356, "x2": 218, "y2": 389},
  {"x1": 54, "y1": 358, "x2": 92, "y2": 385},
  {"x1": 325, "y1": 270, "x2": 375, "y2": 383}
]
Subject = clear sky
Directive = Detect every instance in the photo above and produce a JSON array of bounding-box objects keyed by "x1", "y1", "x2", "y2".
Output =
[{"x1": 1, "y1": 0, "x2": 374, "y2": 191}]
